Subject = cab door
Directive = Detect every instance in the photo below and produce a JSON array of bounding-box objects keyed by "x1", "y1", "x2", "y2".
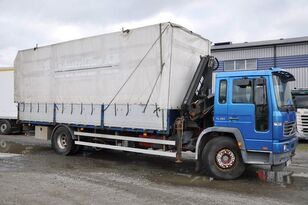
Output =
[
  {"x1": 214, "y1": 78, "x2": 229, "y2": 127},
  {"x1": 227, "y1": 77, "x2": 273, "y2": 151}
]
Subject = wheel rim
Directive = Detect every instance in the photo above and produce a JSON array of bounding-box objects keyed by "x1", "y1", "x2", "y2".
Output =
[
  {"x1": 57, "y1": 133, "x2": 68, "y2": 150},
  {"x1": 215, "y1": 148, "x2": 236, "y2": 169},
  {"x1": 0, "y1": 123, "x2": 7, "y2": 133}
]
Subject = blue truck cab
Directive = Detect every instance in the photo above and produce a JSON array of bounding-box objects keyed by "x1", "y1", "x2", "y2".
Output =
[{"x1": 214, "y1": 68, "x2": 298, "y2": 167}]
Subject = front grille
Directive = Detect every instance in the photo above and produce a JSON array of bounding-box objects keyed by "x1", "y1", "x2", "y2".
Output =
[
  {"x1": 283, "y1": 121, "x2": 296, "y2": 137},
  {"x1": 297, "y1": 114, "x2": 308, "y2": 134}
]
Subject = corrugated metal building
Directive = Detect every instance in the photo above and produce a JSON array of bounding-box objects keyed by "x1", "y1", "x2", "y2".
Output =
[{"x1": 211, "y1": 37, "x2": 308, "y2": 89}]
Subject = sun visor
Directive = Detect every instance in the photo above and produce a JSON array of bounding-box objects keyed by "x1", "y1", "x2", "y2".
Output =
[{"x1": 272, "y1": 71, "x2": 295, "y2": 82}]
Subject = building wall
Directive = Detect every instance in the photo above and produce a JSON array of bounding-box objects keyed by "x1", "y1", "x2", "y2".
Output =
[
  {"x1": 212, "y1": 42, "x2": 308, "y2": 89},
  {"x1": 287, "y1": 67, "x2": 308, "y2": 89}
]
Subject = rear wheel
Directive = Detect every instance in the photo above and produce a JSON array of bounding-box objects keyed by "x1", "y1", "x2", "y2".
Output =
[
  {"x1": 201, "y1": 137, "x2": 245, "y2": 180},
  {"x1": 52, "y1": 126, "x2": 76, "y2": 155},
  {"x1": 0, "y1": 120, "x2": 12, "y2": 135}
]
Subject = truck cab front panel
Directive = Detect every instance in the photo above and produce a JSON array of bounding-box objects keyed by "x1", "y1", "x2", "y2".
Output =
[{"x1": 214, "y1": 68, "x2": 298, "y2": 165}]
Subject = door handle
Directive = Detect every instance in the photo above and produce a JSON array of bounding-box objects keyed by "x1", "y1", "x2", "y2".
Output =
[{"x1": 229, "y1": 117, "x2": 239, "y2": 121}]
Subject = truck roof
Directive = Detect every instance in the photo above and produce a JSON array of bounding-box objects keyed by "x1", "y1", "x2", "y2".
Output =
[
  {"x1": 216, "y1": 67, "x2": 285, "y2": 78},
  {"x1": 16, "y1": 22, "x2": 209, "y2": 52}
]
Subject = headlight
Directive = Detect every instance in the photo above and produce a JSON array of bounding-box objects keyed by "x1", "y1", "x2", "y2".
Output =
[
  {"x1": 283, "y1": 144, "x2": 288, "y2": 152},
  {"x1": 274, "y1": 122, "x2": 282, "y2": 126}
]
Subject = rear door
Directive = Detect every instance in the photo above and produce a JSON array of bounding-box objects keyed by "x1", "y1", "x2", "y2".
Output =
[{"x1": 228, "y1": 77, "x2": 273, "y2": 151}]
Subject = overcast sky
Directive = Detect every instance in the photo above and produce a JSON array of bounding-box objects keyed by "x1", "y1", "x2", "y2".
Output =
[{"x1": 1, "y1": 0, "x2": 308, "y2": 66}]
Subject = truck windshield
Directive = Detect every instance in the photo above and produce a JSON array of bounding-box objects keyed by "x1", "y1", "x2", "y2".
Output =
[
  {"x1": 273, "y1": 75, "x2": 294, "y2": 111},
  {"x1": 292, "y1": 94, "x2": 308, "y2": 108}
]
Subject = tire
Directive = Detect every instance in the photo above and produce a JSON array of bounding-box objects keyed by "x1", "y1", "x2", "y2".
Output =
[
  {"x1": 201, "y1": 137, "x2": 245, "y2": 180},
  {"x1": 52, "y1": 126, "x2": 75, "y2": 155},
  {"x1": 0, "y1": 120, "x2": 12, "y2": 135}
]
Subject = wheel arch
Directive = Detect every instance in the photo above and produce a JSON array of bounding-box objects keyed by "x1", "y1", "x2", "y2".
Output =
[{"x1": 195, "y1": 127, "x2": 246, "y2": 161}]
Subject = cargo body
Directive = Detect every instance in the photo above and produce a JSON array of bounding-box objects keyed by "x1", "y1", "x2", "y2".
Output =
[
  {"x1": 14, "y1": 23, "x2": 210, "y2": 132},
  {"x1": 0, "y1": 68, "x2": 19, "y2": 134}
]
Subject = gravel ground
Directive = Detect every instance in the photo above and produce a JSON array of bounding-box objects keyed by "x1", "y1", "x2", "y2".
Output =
[{"x1": 0, "y1": 135, "x2": 308, "y2": 205}]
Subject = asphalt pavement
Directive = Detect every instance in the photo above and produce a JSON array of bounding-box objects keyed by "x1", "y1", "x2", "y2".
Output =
[{"x1": 0, "y1": 134, "x2": 308, "y2": 205}]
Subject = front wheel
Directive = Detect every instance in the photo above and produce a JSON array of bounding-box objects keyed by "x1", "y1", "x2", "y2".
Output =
[{"x1": 201, "y1": 137, "x2": 245, "y2": 180}]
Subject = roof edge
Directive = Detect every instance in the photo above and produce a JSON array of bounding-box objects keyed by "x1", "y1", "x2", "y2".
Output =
[{"x1": 212, "y1": 36, "x2": 308, "y2": 50}]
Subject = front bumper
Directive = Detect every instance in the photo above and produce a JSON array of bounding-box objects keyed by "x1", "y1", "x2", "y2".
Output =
[
  {"x1": 242, "y1": 136, "x2": 298, "y2": 165},
  {"x1": 271, "y1": 150, "x2": 295, "y2": 165},
  {"x1": 271, "y1": 136, "x2": 298, "y2": 165}
]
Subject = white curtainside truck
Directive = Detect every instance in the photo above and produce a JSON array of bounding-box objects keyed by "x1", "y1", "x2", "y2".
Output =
[
  {"x1": 14, "y1": 23, "x2": 297, "y2": 179},
  {"x1": 0, "y1": 67, "x2": 19, "y2": 134},
  {"x1": 292, "y1": 89, "x2": 308, "y2": 140}
]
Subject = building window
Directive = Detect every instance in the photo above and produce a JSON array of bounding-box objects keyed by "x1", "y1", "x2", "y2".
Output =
[
  {"x1": 224, "y1": 59, "x2": 257, "y2": 71},
  {"x1": 246, "y1": 59, "x2": 257, "y2": 69},
  {"x1": 224, "y1": 61, "x2": 235, "y2": 71},
  {"x1": 235, "y1": 60, "x2": 245, "y2": 70},
  {"x1": 232, "y1": 79, "x2": 253, "y2": 103}
]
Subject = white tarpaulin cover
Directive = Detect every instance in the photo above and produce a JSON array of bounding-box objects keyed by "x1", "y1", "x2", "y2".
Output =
[{"x1": 14, "y1": 22, "x2": 210, "y2": 109}]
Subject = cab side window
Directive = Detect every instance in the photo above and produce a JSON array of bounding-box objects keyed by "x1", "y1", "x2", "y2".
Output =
[
  {"x1": 254, "y1": 78, "x2": 268, "y2": 131},
  {"x1": 219, "y1": 80, "x2": 227, "y2": 104},
  {"x1": 232, "y1": 79, "x2": 253, "y2": 103}
]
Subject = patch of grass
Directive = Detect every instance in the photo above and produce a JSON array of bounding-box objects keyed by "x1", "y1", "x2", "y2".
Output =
[{"x1": 297, "y1": 143, "x2": 308, "y2": 152}]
